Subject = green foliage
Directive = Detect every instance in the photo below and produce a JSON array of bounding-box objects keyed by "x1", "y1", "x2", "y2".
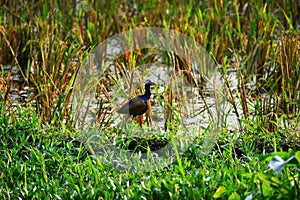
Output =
[{"x1": 1, "y1": 108, "x2": 299, "y2": 199}]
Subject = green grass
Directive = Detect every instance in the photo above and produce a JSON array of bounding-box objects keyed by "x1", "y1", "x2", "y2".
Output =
[
  {"x1": 1, "y1": 0, "x2": 300, "y2": 199},
  {"x1": 1, "y1": 106, "x2": 299, "y2": 199}
]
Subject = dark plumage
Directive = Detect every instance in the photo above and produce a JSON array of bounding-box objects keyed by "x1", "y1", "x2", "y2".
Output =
[{"x1": 117, "y1": 80, "x2": 155, "y2": 117}]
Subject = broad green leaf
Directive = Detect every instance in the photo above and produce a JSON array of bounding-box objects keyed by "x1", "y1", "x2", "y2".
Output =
[
  {"x1": 213, "y1": 186, "x2": 226, "y2": 198},
  {"x1": 228, "y1": 191, "x2": 240, "y2": 200},
  {"x1": 295, "y1": 151, "x2": 300, "y2": 164},
  {"x1": 261, "y1": 182, "x2": 273, "y2": 197}
]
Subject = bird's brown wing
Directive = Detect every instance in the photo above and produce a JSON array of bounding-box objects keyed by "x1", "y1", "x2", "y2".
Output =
[
  {"x1": 128, "y1": 97, "x2": 147, "y2": 116},
  {"x1": 117, "y1": 96, "x2": 147, "y2": 116}
]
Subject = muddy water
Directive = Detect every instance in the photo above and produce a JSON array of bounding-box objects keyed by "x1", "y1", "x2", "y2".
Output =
[{"x1": 103, "y1": 65, "x2": 242, "y2": 135}]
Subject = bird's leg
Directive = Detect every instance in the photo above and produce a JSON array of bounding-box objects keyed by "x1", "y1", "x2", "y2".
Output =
[
  {"x1": 135, "y1": 115, "x2": 143, "y2": 127},
  {"x1": 145, "y1": 100, "x2": 152, "y2": 126}
]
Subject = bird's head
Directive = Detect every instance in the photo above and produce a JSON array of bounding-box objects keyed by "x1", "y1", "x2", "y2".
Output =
[{"x1": 144, "y1": 79, "x2": 155, "y2": 87}]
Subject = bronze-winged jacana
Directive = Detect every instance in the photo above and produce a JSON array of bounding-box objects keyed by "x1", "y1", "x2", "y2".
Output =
[{"x1": 117, "y1": 80, "x2": 155, "y2": 117}]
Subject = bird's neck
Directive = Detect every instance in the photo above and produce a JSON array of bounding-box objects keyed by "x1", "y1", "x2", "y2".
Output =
[{"x1": 144, "y1": 86, "x2": 151, "y2": 99}]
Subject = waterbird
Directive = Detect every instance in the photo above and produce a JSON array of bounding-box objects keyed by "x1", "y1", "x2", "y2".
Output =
[{"x1": 117, "y1": 80, "x2": 155, "y2": 117}]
